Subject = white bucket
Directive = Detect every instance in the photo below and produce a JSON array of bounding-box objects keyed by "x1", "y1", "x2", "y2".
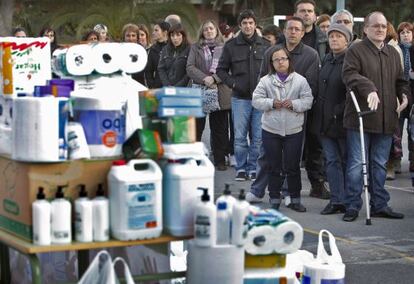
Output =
[
  {"x1": 108, "y1": 159, "x2": 162, "y2": 241},
  {"x1": 162, "y1": 155, "x2": 214, "y2": 236}
]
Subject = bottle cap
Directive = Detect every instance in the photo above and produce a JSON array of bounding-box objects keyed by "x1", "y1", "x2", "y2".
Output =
[
  {"x1": 96, "y1": 184, "x2": 105, "y2": 196},
  {"x1": 239, "y1": 189, "x2": 246, "y2": 200},
  {"x1": 198, "y1": 187, "x2": 210, "y2": 202},
  {"x1": 37, "y1": 187, "x2": 46, "y2": 200},
  {"x1": 223, "y1": 183, "x2": 232, "y2": 195},
  {"x1": 113, "y1": 160, "x2": 126, "y2": 166},
  {"x1": 79, "y1": 184, "x2": 87, "y2": 197},
  {"x1": 56, "y1": 185, "x2": 65, "y2": 198}
]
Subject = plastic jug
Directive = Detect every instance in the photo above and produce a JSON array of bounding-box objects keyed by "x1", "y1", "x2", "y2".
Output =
[
  {"x1": 162, "y1": 155, "x2": 214, "y2": 236},
  {"x1": 108, "y1": 159, "x2": 162, "y2": 240}
]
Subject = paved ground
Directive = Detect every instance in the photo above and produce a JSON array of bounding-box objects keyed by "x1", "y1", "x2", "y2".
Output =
[{"x1": 204, "y1": 122, "x2": 414, "y2": 283}]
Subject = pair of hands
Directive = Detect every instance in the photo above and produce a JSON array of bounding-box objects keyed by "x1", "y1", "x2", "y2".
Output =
[
  {"x1": 203, "y1": 76, "x2": 216, "y2": 88},
  {"x1": 367, "y1": 92, "x2": 408, "y2": 113},
  {"x1": 273, "y1": 99, "x2": 293, "y2": 110}
]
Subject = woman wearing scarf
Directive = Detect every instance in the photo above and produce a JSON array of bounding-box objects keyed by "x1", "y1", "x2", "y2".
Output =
[{"x1": 187, "y1": 20, "x2": 232, "y2": 171}]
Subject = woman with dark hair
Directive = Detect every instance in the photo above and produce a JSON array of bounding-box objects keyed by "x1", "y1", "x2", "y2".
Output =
[
  {"x1": 145, "y1": 20, "x2": 170, "y2": 89},
  {"x1": 252, "y1": 45, "x2": 313, "y2": 211},
  {"x1": 39, "y1": 27, "x2": 59, "y2": 54},
  {"x1": 82, "y1": 30, "x2": 99, "y2": 43},
  {"x1": 187, "y1": 19, "x2": 232, "y2": 170},
  {"x1": 158, "y1": 24, "x2": 190, "y2": 87},
  {"x1": 13, "y1": 27, "x2": 27, "y2": 37}
]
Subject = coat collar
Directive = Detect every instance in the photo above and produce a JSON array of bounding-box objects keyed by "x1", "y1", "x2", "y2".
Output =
[
  {"x1": 363, "y1": 37, "x2": 390, "y2": 56},
  {"x1": 235, "y1": 31, "x2": 266, "y2": 46}
]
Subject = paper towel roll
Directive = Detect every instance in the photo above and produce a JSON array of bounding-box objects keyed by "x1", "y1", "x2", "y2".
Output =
[
  {"x1": 93, "y1": 43, "x2": 121, "y2": 74},
  {"x1": 302, "y1": 262, "x2": 345, "y2": 284},
  {"x1": 12, "y1": 96, "x2": 61, "y2": 161},
  {"x1": 52, "y1": 45, "x2": 95, "y2": 76},
  {"x1": 273, "y1": 221, "x2": 303, "y2": 254},
  {"x1": 120, "y1": 43, "x2": 148, "y2": 73},
  {"x1": 245, "y1": 226, "x2": 277, "y2": 255}
]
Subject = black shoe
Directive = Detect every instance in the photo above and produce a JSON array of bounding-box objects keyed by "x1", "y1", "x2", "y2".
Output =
[
  {"x1": 309, "y1": 182, "x2": 331, "y2": 200},
  {"x1": 343, "y1": 210, "x2": 359, "y2": 222},
  {"x1": 320, "y1": 203, "x2": 346, "y2": 215},
  {"x1": 249, "y1": 172, "x2": 256, "y2": 181},
  {"x1": 271, "y1": 203, "x2": 280, "y2": 210},
  {"x1": 287, "y1": 203, "x2": 306, "y2": 212},
  {"x1": 235, "y1": 171, "x2": 247, "y2": 181},
  {"x1": 371, "y1": 207, "x2": 404, "y2": 219}
]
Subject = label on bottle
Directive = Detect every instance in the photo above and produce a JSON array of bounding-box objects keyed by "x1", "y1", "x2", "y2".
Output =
[
  {"x1": 195, "y1": 215, "x2": 211, "y2": 238},
  {"x1": 75, "y1": 211, "x2": 82, "y2": 234},
  {"x1": 127, "y1": 183, "x2": 157, "y2": 229},
  {"x1": 53, "y1": 230, "x2": 69, "y2": 239}
]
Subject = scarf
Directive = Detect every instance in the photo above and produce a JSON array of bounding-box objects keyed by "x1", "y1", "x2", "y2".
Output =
[
  {"x1": 400, "y1": 42, "x2": 412, "y2": 80},
  {"x1": 202, "y1": 40, "x2": 223, "y2": 74}
]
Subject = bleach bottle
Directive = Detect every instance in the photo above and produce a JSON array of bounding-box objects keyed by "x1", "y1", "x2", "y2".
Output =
[{"x1": 108, "y1": 159, "x2": 162, "y2": 241}]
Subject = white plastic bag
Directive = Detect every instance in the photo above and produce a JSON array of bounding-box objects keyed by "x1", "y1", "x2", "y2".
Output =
[
  {"x1": 78, "y1": 250, "x2": 115, "y2": 284},
  {"x1": 112, "y1": 257, "x2": 135, "y2": 284},
  {"x1": 302, "y1": 230, "x2": 345, "y2": 284}
]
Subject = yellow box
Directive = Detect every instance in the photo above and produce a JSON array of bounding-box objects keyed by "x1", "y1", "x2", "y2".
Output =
[{"x1": 245, "y1": 253, "x2": 287, "y2": 268}]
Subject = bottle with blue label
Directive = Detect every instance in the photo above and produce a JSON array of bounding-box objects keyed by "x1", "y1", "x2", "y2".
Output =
[{"x1": 108, "y1": 159, "x2": 162, "y2": 241}]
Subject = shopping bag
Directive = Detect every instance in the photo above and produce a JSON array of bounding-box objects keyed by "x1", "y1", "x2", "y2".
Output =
[
  {"x1": 112, "y1": 257, "x2": 135, "y2": 284},
  {"x1": 302, "y1": 230, "x2": 345, "y2": 284},
  {"x1": 192, "y1": 83, "x2": 220, "y2": 114},
  {"x1": 78, "y1": 250, "x2": 116, "y2": 284}
]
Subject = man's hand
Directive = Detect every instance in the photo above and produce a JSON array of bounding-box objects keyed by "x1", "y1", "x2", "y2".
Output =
[
  {"x1": 397, "y1": 94, "x2": 408, "y2": 114},
  {"x1": 203, "y1": 76, "x2": 215, "y2": 88},
  {"x1": 273, "y1": 99, "x2": 283, "y2": 109},
  {"x1": 367, "y1": 92, "x2": 380, "y2": 111},
  {"x1": 281, "y1": 99, "x2": 293, "y2": 110}
]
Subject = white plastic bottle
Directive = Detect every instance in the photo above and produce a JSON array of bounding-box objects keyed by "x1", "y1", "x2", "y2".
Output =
[
  {"x1": 231, "y1": 189, "x2": 250, "y2": 246},
  {"x1": 93, "y1": 184, "x2": 110, "y2": 242},
  {"x1": 194, "y1": 187, "x2": 216, "y2": 247},
  {"x1": 75, "y1": 184, "x2": 93, "y2": 242},
  {"x1": 51, "y1": 186, "x2": 72, "y2": 244},
  {"x1": 32, "y1": 187, "x2": 51, "y2": 246},
  {"x1": 216, "y1": 201, "x2": 231, "y2": 245},
  {"x1": 66, "y1": 117, "x2": 90, "y2": 160},
  {"x1": 215, "y1": 183, "x2": 237, "y2": 214}
]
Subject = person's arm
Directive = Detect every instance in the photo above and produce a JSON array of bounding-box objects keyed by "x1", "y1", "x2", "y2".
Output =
[
  {"x1": 304, "y1": 51, "x2": 320, "y2": 100},
  {"x1": 145, "y1": 48, "x2": 156, "y2": 88},
  {"x1": 252, "y1": 77, "x2": 274, "y2": 111},
  {"x1": 292, "y1": 77, "x2": 314, "y2": 112},
  {"x1": 216, "y1": 43, "x2": 236, "y2": 89},
  {"x1": 186, "y1": 44, "x2": 209, "y2": 84}
]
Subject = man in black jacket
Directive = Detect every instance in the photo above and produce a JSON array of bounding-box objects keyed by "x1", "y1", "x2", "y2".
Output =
[{"x1": 217, "y1": 9, "x2": 270, "y2": 181}]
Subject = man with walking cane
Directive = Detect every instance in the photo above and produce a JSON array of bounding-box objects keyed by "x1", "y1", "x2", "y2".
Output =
[{"x1": 342, "y1": 11, "x2": 409, "y2": 222}]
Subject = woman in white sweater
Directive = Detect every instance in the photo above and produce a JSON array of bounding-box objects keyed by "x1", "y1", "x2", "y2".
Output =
[{"x1": 252, "y1": 45, "x2": 313, "y2": 212}]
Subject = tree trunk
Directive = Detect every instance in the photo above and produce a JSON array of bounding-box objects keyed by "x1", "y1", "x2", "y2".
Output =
[{"x1": 0, "y1": 0, "x2": 14, "y2": 36}]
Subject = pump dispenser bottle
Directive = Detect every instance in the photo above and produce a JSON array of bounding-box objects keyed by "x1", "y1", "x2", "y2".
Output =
[
  {"x1": 216, "y1": 183, "x2": 236, "y2": 214},
  {"x1": 93, "y1": 184, "x2": 109, "y2": 241},
  {"x1": 51, "y1": 185, "x2": 72, "y2": 244},
  {"x1": 75, "y1": 184, "x2": 93, "y2": 242},
  {"x1": 231, "y1": 189, "x2": 250, "y2": 246},
  {"x1": 32, "y1": 187, "x2": 51, "y2": 245},
  {"x1": 194, "y1": 187, "x2": 216, "y2": 247},
  {"x1": 216, "y1": 201, "x2": 231, "y2": 244}
]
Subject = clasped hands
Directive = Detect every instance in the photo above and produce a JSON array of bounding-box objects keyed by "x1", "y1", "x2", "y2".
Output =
[{"x1": 273, "y1": 99, "x2": 293, "y2": 110}]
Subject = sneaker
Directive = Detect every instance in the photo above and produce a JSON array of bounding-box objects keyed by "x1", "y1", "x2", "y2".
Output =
[
  {"x1": 246, "y1": 192, "x2": 263, "y2": 203},
  {"x1": 371, "y1": 207, "x2": 404, "y2": 219},
  {"x1": 320, "y1": 203, "x2": 346, "y2": 215},
  {"x1": 287, "y1": 203, "x2": 306, "y2": 212},
  {"x1": 343, "y1": 209, "x2": 359, "y2": 222},
  {"x1": 229, "y1": 155, "x2": 236, "y2": 167},
  {"x1": 249, "y1": 172, "x2": 256, "y2": 181},
  {"x1": 235, "y1": 171, "x2": 247, "y2": 181}
]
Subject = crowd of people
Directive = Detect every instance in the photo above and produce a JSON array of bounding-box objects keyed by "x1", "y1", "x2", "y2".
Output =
[{"x1": 11, "y1": 1, "x2": 413, "y2": 222}]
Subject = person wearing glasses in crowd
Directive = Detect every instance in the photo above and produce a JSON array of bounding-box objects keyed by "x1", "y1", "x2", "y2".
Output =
[
  {"x1": 342, "y1": 11, "x2": 409, "y2": 222},
  {"x1": 331, "y1": 9, "x2": 359, "y2": 45},
  {"x1": 252, "y1": 45, "x2": 313, "y2": 211}
]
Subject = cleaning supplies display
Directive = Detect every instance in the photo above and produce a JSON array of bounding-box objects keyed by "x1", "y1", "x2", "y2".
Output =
[
  {"x1": 162, "y1": 154, "x2": 214, "y2": 236},
  {"x1": 231, "y1": 189, "x2": 250, "y2": 246},
  {"x1": 245, "y1": 208, "x2": 303, "y2": 255},
  {"x1": 75, "y1": 184, "x2": 93, "y2": 243},
  {"x1": 108, "y1": 159, "x2": 162, "y2": 241},
  {"x1": 193, "y1": 187, "x2": 216, "y2": 247},
  {"x1": 51, "y1": 186, "x2": 72, "y2": 244},
  {"x1": 73, "y1": 94, "x2": 126, "y2": 158},
  {"x1": 302, "y1": 230, "x2": 345, "y2": 284},
  {"x1": 12, "y1": 96, "x2": 69, "y2": 162},
  {"x1": 32, "y1": 187, "x2": 51, "y2": 246},
  {"x1": 93, "y1": 184, "x2": 110, "y2": 242}
]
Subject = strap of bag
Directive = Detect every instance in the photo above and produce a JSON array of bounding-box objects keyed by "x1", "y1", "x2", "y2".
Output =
[
  {"x1": 112, "y1": 257, "x2": 135, "y2": 284},
  {"x1": 316, "y1": 230, "x2": 343, "y2": 264}
]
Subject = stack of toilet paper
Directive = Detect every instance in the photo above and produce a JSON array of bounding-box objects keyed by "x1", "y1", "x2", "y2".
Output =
[{"x1": 52, "y1": 43, "x2": 147, "y2": 77}]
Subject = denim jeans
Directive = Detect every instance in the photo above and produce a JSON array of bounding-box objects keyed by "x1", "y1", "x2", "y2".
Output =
[
  {"x1": 321, "y1": 136, "x2": 346, "y2": 205},
  {"x1": 262, "y1": 130, "x2": 303, "y2": 203},
  {"x1": 345, "y1": 130, "x2": 392, "y2": 212},
  {"x1": 231, "y1": 97, "x2": 262, "y2": 174}
]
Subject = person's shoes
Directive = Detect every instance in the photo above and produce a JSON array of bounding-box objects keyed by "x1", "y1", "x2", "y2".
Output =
[
  {"x1": 287, "y1": 203, "x2": 306, "y2": 212},
  {"x1": 249, "y1": 172, "x2": 256, "y2": 181},
  {"x1": 320, "y1": 203, "x2": 346, "y2": 215},
  {"x1": 216, "y1": 163, "x2": 227, "y2": 171},
  {"x1": 235, "y1": 171, "x2": 247, "y2": 181},
  {"x1": 410, "y1": 161, "x2": 414, "y2": 173},
  {"x1": 343, "y1": 209, "x2": 359, "y2": 222},
  {"x1": 371, "y1": 207, "x2": 404, "y2": 219},
  {"x1": 309, "y1": 182, "x2": 330, "y2": 200},
  {"x1": 394, "y1": 159, "x2": 402, "y2": 174},
  {"x1": 245, "y1": 192, "x2": 263, "y2": 203},
  {"x1": 271, "y1": 203, "x2": 280, "y2": 210},
  {"x1": 229, "y1": 155, "x2": 236, "y2": 167},
  {"x1": 386, "y1": 162, "x2": 395, "y2": 180}
]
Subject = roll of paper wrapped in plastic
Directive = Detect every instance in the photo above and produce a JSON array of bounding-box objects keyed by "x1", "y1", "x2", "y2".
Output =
[
  {"x1": 93, "y1": 43, "x2": 121, "y2": 74},
  {"x1": 52, "y1": 45, "x2": 95, "y2": 76},
  {"x1": 120, "y1": 43, "x2": 148, "y2": 73}
]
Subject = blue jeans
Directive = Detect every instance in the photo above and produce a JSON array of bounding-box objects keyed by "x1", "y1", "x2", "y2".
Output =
[
  {"x1": 321, "y1": 137, "x2": 346, "y2": 205},
  {"x1": 345, "y1": 130, "x2": 392, "y2": 212},
  {"x1": 231, "y1": 97, "x2": 262, "y2": 174}
]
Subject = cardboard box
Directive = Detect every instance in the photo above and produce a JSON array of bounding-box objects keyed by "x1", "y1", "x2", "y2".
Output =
[{"x1": 0, "y1": 156, "x2": 113, "y2": 240}]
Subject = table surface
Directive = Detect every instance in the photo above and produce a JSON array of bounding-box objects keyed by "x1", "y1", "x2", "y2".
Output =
[{"x1": 0, "y1": 229, "x2": 192, "y2": 254}]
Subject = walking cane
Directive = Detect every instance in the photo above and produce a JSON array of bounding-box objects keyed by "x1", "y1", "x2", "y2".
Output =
[{"x1": 349, "y1": 90, "x2": 375, "y2": 225}]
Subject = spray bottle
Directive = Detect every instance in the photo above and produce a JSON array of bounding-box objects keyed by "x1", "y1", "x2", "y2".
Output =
[
  {"x1": 194, "y1": 187, "x2": 216, "y2": 247},
  {"x1": 32, "y1": 187, "x2": 51, "y2": 245},
  {"x1": 231, "y1": 189, "x2": 250, "y2": 246},
  {"x1": 93, "y1": 184, "x2": 109, "y2": 241},
  {"x1": 51, "y1": 185, "x2": 72, "y2": 244},
  {"x1": 75, "y1": 184, "x2": 93, "y2": 242}
]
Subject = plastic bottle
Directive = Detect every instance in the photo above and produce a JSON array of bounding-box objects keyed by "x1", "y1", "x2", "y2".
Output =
[
  {"x1": 215, "y1": 183, "x2": 237, "y2": 214},
  {"x1": 32, "y1": 187, "x2": 51, "y2": 245},
  {"x1": 66, "y1": 117, "x2": 90, "y2": 160},
  {"x1": 51, "y1": 186, "x2": 72, "y2": 244},
  {"x1": 194, "y1": 187, "x2": 216, "y2": 247},
  {"x1": 231, "y1": 189, "x2": 250, "y2": 246},
  {"x1": 75, "y1": 184, "x2": 93, "y2": 242},
  {"x1": 216, "y1": 201, "x2": 231, "y2": 245},
  {"x1": 93, "y1": 184, "x2": 110, "y2": 242}
]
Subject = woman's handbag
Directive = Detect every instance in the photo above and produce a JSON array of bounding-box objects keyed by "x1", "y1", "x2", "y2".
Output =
[{"x1": 192, "y1": 83, "x2": 220, "y2": 114}]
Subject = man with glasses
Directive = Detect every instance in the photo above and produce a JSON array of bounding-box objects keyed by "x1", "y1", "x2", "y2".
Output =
[
  {"x1": 331, "y1": 9, "x2": 359, "y2": 44},
  {"x1": 342, "y1": 11, "x2": 409, "y2": 222}
]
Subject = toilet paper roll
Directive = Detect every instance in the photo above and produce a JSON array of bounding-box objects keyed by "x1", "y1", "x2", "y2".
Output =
[
  {"x1": 52, "y1": 45, "x2": 95, "y2": 76},
  {"x1": 120, "y1": 43, "x2": 148, "y2": 73},
  {"x1": 93, "y1": 43, "x2": 121, "y2": 74},
  {"x1": 0, "y1": 124, "x2": 12, "y2": 155},
  {"x1": 245, "y1": 226, "x2": 277, "y2": 255},
  {"x1": 302, "y1": 262, "x2": 345, "y2": 284},
  {"x1": 273, "y1": 221, "x2": 303, "y2": 254}
]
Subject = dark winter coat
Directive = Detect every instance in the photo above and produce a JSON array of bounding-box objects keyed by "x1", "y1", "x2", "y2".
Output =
[
  {"x1": 158, "y1": 43, "x2": 190, "y2": 87},
  {"x1": 145, "y1": 41, "x2": 167, "y2": 89}
]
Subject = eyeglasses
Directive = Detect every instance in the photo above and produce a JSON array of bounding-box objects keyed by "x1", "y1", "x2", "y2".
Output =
[
  {"x1": 272, "y1": 57, "x2": 289, "y2": 63},
  {"x1": 369, "y1": 24, "x2": 387, "y2": 30},
  {"x1": 336, "y1": 19, "x2": 352, "y2": 25}
]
